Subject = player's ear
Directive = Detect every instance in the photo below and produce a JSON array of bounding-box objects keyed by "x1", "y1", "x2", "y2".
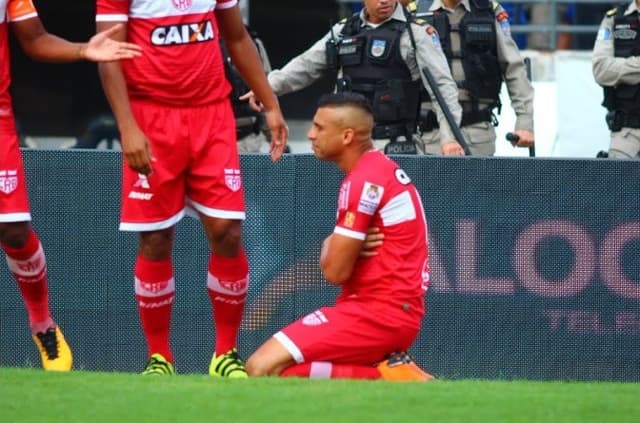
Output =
[{"x1": 343, "y1": 127, "x2": 355, "y2": 145}]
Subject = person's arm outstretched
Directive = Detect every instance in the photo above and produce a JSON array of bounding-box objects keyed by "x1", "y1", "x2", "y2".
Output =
[{"x1": 12, "y1": 19, "x2": 140, "y2": 63}]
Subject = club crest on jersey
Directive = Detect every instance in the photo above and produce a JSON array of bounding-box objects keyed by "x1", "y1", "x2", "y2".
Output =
[
  {"x1": 357, "y1": 182, "x2": 384, "y2": 215},
  {"x1": 0, "y1": 170, "x2": 18, "y2": 194},
  {"x1": 224, "y1": 168, "x2": 242, "y2": 192},
  {"x1": 151, "y1": 20, "x2": 214, "y2": 46},
  {"x1": 172, "y1": 0, "x2": 193, "y2": 12},
  {"x1": 370, "y1": 39, "x2": 387, "y2": 57}
]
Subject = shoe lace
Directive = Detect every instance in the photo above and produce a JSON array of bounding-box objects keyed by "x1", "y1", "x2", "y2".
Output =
[
  {"x1": 214, "y1": 349, "x2": 246, "y2": 376},
  {"x1": 143, "y1": 356, "x2": 171, "y2": 373},
  {"x1": 386, "y1": 351, "x2": 414, "y2": 367},
  {"x1": 36, "y1": 328, "x2": 59, "y2": 360}
]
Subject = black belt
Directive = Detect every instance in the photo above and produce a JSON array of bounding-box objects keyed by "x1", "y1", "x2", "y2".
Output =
[
  {"x1": 616, "y1": 112, "x2": 640, "y2": 129},
  {"x1": 419, "y1": 109, "x2": 493, "y2": 132},
  {"x1": 372, "y1": 123, "x2": 414, "y2": 141}
]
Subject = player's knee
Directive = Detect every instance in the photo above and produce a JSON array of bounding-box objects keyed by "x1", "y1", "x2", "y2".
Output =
[
  {"x1": 206, "y1": 219, "x2": 243, "y2": 253},
  {"x1": 139, "y1": 229, "x2": 174, "y2": 259},
  {"x1": 245, "y1": 355, "x2": 263, "y2": 376},
  {"x1": 246, "y1": 354, "x2": 275, "y2": 377},
  {"x1": 0, "y1": 221, "x2": 30, "y2": 248}
]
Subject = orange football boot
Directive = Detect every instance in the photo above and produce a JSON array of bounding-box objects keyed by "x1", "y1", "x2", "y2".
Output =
[{"x1": 377, "y1": 352, "x2": 435, "y2": 382}]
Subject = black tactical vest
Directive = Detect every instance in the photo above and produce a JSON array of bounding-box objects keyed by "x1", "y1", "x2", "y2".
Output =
[
  {"x1": 602, "y1": 6, "x2": 640, "y2": 114},
  {"x1": 220, "y1": 28, "x2": 267, "y2": 138},
  {"x1": 422, "y1": 0, "x2": 502, "y2": 106},
  {"x1": 336, "y1": 14, "x2": 421, "y2": 139}
]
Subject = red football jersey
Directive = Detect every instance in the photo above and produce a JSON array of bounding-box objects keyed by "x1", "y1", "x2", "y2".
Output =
[
  {"x1": 334, "y1": 150, "x2": 429, "y2": 319},
  {"x1": 0, "y1": 0, "x2": 37, "y2": 113},
  {"x1": 96, "y1": 0, "x2": 236, "y2": 106}
]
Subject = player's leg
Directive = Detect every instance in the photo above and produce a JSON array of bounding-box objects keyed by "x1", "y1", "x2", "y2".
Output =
[
  {"x1": 186, "y1": 100, "x2": 249, "y2": 378},
  {"x1": 135, "y1": 227, "x2": 176, "y2": 375},
  {"x1": 247, "y1": 303, "x2": 422, "y2": 380},
  {"x1": 1, "y1": 222, "x2": 72, "y2": 371},
  {"x1": 200, "y1": 216, "x2": 249, "y2": 378},
  {"x1": 246, "y1": 336, "x2": 297, "y2": 376},
  {"x1": 120, "y1": 100, "x2": 189, "y2": 375},
  {"x1": 1, "y1": 123, "x2": 71, "y2": 371}
]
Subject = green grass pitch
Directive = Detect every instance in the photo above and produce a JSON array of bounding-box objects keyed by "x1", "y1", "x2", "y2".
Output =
[{"x1": 1, "y1": 367, "x2": 639, "y2": 422}]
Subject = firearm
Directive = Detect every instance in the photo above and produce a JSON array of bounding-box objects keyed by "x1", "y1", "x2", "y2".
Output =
[{"x1": 403, "y1": 11, "x2": 470, "y2": 155}]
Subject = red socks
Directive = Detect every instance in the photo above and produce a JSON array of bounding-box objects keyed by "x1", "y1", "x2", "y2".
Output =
[
  {"x1": 135, "y1": 249, "x2": 249, "y2": 362},
  {"x1": 2, "y1": 229, "x2": 52, "y2": 331},
  {"x1": 134, "y1": 254, "x2": 175, "y2": 362},
  {"x1": 206, "y1": 251, "x2": 249, "y2": 355},
  {"x1": 280, "y1": 362, "x2": 382, "y2": 380}
]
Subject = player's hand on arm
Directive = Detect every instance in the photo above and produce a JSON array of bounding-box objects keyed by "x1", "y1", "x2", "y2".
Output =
[
  {"x1": 441, "y1": 141, "x2": 465, "y2": 156},
  {"x1": 511, "y1": 129, "x2": 534, "y2": 148},
  {"x1": 81, "y1": 24, "x2": 142, "y2": 62},
  {"x1": 239, "y1": 91, "x2": 264, "y2": 112},
  {"x1": 360, "y1": 227, "x2": 384, "y2": 257}
]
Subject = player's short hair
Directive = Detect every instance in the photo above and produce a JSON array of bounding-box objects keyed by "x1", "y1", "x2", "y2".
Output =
[{"x1": 316, "y1": 92, "x2": 373, "y2": 118}]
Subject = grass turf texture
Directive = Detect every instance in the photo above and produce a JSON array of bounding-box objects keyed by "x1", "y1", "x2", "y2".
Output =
[{"x1": 1, "y1": 367, "x2": 639, "y2": 422}]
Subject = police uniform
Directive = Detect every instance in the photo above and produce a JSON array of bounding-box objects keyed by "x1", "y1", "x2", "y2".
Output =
[
  {"x1": 408, "y1": 0, "x2": 534, "y2": 156},
  {"x1": 592, "y1": 2, "x2": 640, "y2": 159},
  {"x1": 267, "y1": 2, "x2": 461, "y2": 152}
]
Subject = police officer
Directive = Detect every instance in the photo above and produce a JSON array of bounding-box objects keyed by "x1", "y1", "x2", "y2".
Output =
[
  {"x1": 403, "y1": 0, "x2": 534, "y2": 156},
  {"x1": 592, "y1": 1, "x2": 640, "y2": 159},
  {"x1": 244, "y1": 0, "x2": 462, "y2": 154}
]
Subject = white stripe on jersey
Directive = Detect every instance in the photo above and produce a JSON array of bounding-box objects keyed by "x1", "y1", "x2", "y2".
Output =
[
  {"x1": 7, "y1": 12, "x2": 37, "y2": 22},
  {"x1": 96, "y1": 14, "x2": 129, "y2": 22},
  {"x1": 334, "y1": 226, "x2": 366, "y2": 240},
  {"x1": 119, "y1": 0, "x2": 235, "y2": 20},
  {"x1": 379, "y1": 191, "x2": 416, "y2": 226}
]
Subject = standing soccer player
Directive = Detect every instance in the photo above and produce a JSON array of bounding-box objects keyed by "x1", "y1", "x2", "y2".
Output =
[
  {"x1": 96, "y1": 0, "x2": 288, "y2": 376},
  {"x1": 246, "y1": 92, "x2": 433, "y2": 381},
  {"x1": 0, "y1": 0, "x2": 141, "y2": 371}
]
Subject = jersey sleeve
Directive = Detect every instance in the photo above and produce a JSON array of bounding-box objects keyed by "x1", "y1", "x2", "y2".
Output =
[
  {"x1": 7, "y1": 0, "x2": 37, "y2": 22},
  {"x1": 96, "y1": 0, "x2": 130, "y2": 22},
  {"x1": 216, "y1": 0, "x2": 238, "y2": 10},
  {"x1": 334, "y1": 176, "x2": 384, "y2": 241}
]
